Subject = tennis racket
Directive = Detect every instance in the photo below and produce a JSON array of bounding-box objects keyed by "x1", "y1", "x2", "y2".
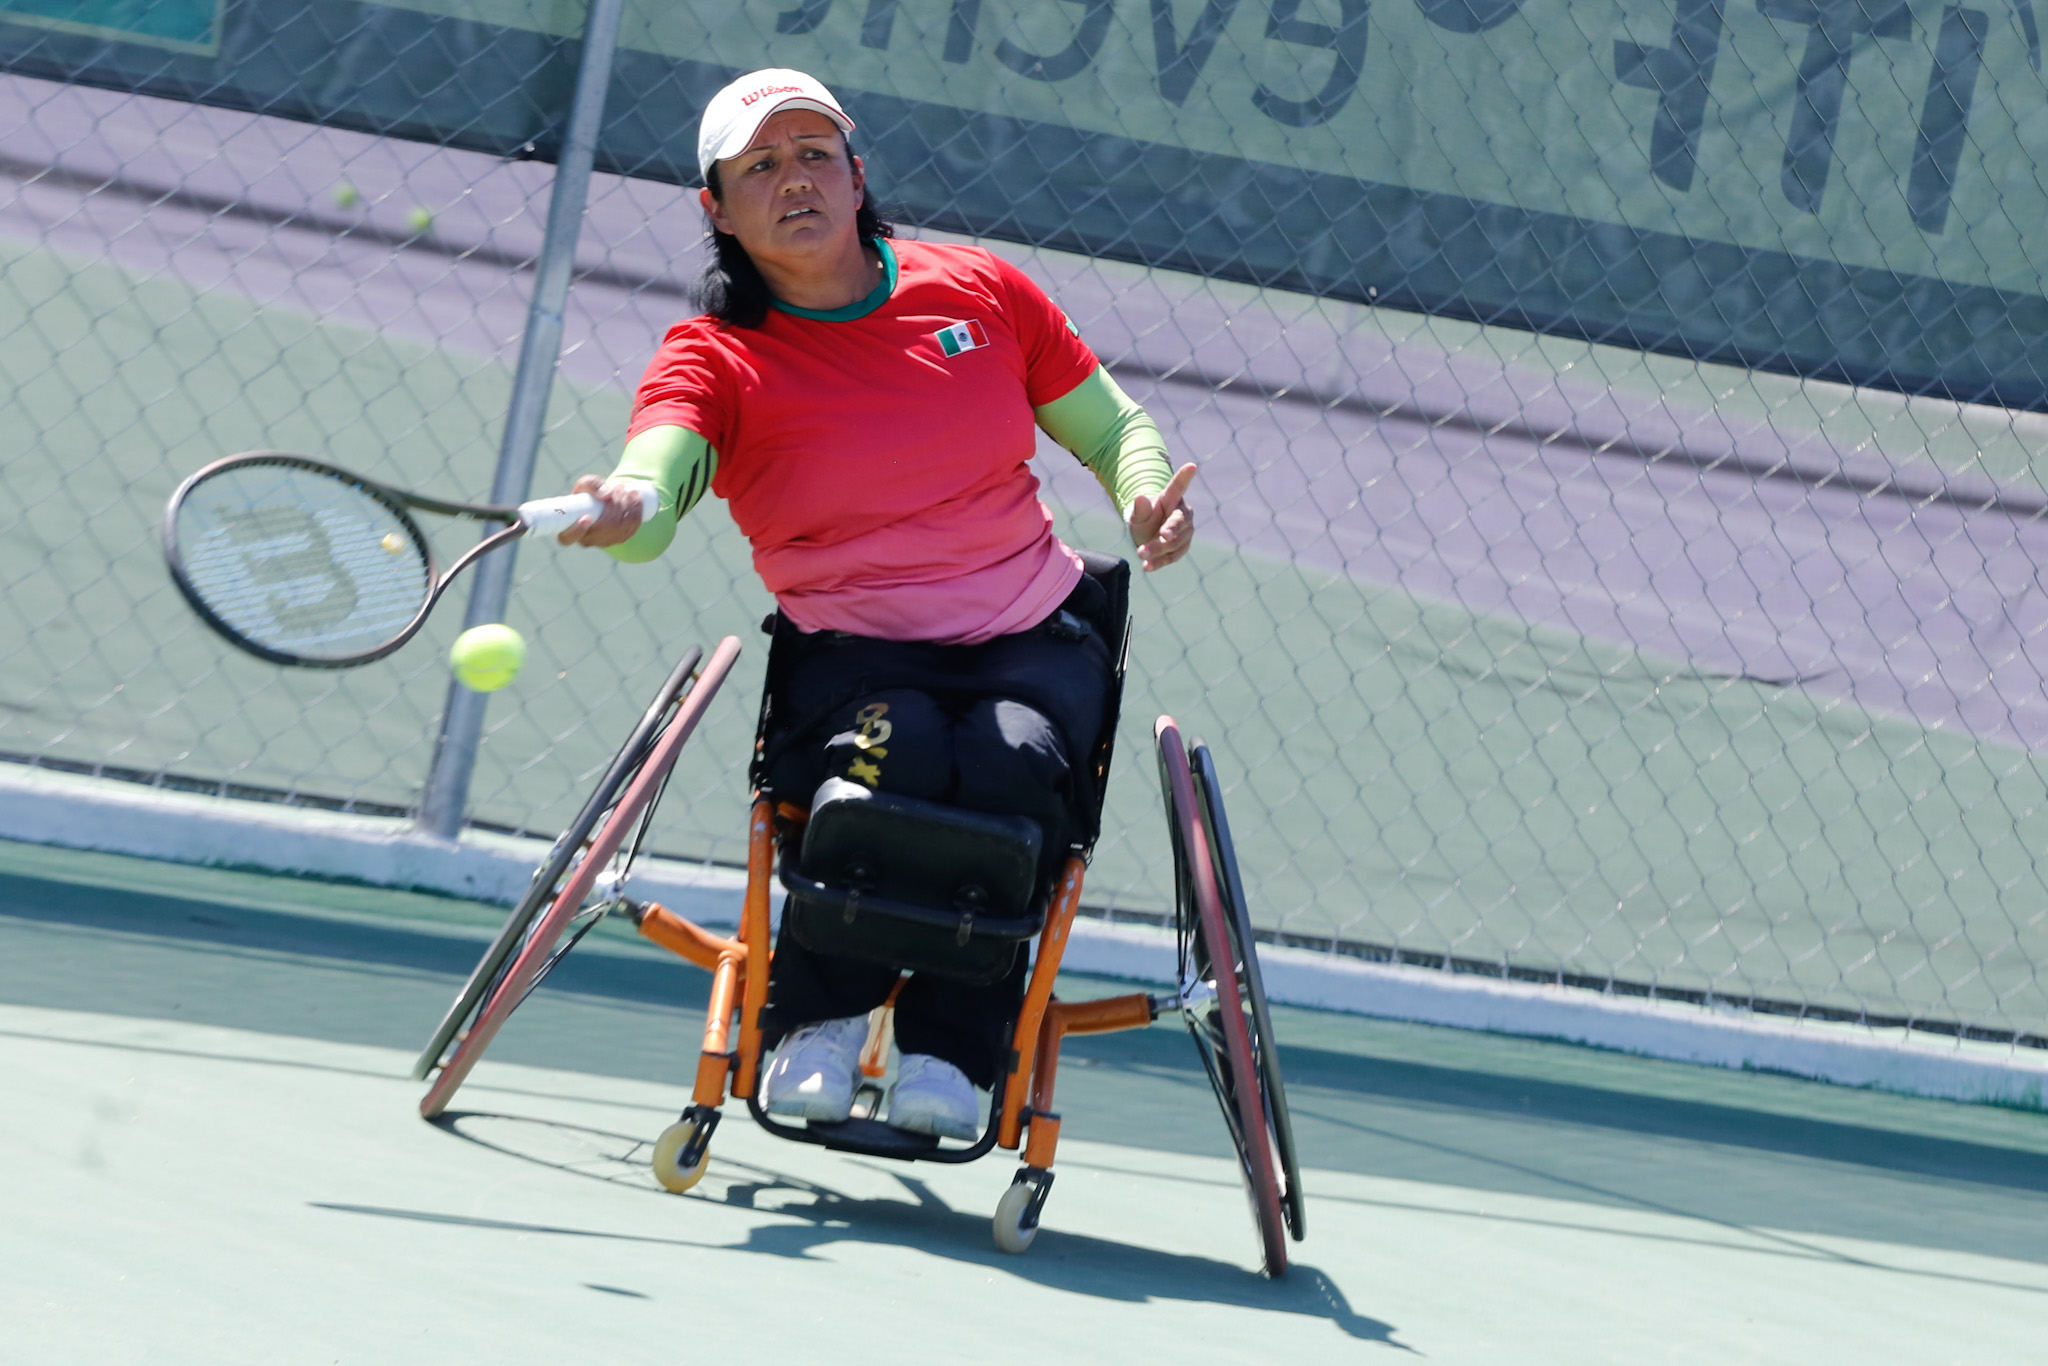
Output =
[{"x1": 162, "y1": 451, "x2": 656, "y2": 668}]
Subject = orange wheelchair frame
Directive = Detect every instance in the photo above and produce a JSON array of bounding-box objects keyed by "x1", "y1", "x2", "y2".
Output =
[
  {"x1": 413, "y1": 609, "x2": 1304, "y2": 1271},
  {"x1": 623, "y1": 807, "x2": 1164, "y2": 1253}
]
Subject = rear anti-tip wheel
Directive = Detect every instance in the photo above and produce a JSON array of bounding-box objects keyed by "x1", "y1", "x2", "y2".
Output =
[{"x1": 652, "y1": 1106, "x2": 720, "y2": 1194}]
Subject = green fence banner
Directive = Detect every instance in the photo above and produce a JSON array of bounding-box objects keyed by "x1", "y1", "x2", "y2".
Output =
[{"x1": 9, "y1": 0, "x2": 2045, "y2": 406}]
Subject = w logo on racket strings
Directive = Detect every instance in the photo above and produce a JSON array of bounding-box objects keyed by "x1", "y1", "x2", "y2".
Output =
[{"x1": 933, "y1": 319, "x2": 988, "y2": 357}]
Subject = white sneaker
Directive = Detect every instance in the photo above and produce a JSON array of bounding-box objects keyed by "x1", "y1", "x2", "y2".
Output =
[
  {"x1": 761, "y1": 1015, "x2": 868, "y2": 1123},
  {"x1": 887, "y1": 1053, "x2": 981, "y2": 1139}
]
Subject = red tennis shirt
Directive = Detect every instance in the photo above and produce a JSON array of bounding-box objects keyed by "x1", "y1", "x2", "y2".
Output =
[{"x1": 627, "y1": 239, "x2": 1099, "y2": 644}]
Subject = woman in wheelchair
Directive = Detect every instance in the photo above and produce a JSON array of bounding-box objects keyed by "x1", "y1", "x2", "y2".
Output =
[{"x1": 558, "y1": 68, "x2": 1197, "y2": 1140}]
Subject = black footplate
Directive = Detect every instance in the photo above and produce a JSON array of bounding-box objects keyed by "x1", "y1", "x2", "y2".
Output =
[{"x1": 799, "y1": 1115, "x2": 942, "y2": 1158}]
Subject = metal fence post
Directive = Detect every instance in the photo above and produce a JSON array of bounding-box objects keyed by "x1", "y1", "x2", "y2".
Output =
[{"x1": 414, "y1": 0, "x2": 628, "y2": 841}]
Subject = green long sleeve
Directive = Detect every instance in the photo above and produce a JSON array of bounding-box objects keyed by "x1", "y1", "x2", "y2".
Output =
[
  {"x1": 1034, "y1": 365, "x2": 1172, "y2": 518},
  {"x1": 601, "y1": 424, "x2": 718, "y2": 564}
]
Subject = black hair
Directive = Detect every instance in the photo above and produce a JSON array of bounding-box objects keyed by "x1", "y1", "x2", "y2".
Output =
[{"x1": 696, "y1": 140, "x2": 894, "y2": 329}]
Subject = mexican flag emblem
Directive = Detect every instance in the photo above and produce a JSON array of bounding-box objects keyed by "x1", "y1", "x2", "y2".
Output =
[{"x1": 935, "y1": 319, "x2": 989, "y2": 357}]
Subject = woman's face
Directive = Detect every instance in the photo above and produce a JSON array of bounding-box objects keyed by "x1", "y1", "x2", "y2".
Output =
[{"x1": 701, "y1": 109, "x2": 865, "y2": 268}]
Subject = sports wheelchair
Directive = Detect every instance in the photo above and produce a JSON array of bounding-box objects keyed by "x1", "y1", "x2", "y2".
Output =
[{"x1": 412, "y1": 556, "x2": 1305, "y2": 1273}]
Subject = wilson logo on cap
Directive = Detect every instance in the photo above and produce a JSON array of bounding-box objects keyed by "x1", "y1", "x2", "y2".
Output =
[{"x1": 934, "y1": 320, "x2": 989, "y2": 357}]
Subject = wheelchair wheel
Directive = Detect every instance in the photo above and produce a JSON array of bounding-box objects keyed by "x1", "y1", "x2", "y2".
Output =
[
  {"x1": 1191, "y1": 741, "x2": 1305, "y2": 1246},
  {"x1": 412, "y1": 646, "x2": 704, "y2": 1088},
  {"x1": 1156, "y1": 718, "x2": 1292, "y2": 1276},
  {"x1": 415, "y1": 638, "x2": 741, "y2": 1119}
]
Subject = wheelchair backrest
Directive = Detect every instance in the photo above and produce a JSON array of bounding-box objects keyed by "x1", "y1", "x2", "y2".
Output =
[{"x1": 1070, "y1": 549, "x2": 1131, "y2": 848}]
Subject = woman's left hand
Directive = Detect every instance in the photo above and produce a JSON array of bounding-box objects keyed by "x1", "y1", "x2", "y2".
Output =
[{"x1": 1128, "y1": 462, "x2": 1198, "y2": 571}]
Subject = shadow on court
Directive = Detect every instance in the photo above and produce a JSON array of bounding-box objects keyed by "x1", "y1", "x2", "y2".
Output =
[
  {"x1": 323, "y1": 1109, "x2": 1406, "y2": 1346},
  {"x1": 6, "y1": 850, "x2": 2047, "y2": 1278}
]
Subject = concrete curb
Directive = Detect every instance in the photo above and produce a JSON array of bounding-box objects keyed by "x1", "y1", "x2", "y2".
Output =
[
  {"x1": 0, "y1": 763, "x2": 746, "y2": 924},
  {"x1": 1055, "y1": 918, "x2": 2048, "y2": 1109},
  {"x1": 4, "y1": 763, "x2": 2044, "y2": 1109}
]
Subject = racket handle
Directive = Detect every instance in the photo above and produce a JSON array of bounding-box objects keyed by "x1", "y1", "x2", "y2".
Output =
[{"x1": 518, "y1": 484, "x2": 660, "y2": 537}]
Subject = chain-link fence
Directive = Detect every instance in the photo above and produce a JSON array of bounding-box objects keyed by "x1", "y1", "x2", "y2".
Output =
[{"x1": 3, "y1": 1, "x2": 2046, "y2": 1047}]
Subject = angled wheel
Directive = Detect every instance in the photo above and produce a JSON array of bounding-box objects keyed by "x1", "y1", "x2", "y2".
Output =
[
  {"x1": 1157, "y1": 717, "x2": 1294, "y2": 1276},
  {"x1": 412, "y1": 644, "x2": 705, "y2": 1089},
  {"x1": 1191, "y1": 740, "x2": 1305, "y2": 1246},
  {"x1": 414, "y1": 637, "x2": 742, "y2": 1118}
]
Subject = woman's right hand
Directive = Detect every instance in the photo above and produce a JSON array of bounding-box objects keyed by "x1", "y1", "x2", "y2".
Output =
[{"x1": 556, "y1": 474, "x2": 650, "y2": 547}]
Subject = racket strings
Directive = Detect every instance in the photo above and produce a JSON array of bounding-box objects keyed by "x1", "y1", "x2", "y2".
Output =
[{"x1": 175, "y1": 463, "x2": 432, "y2": 661}]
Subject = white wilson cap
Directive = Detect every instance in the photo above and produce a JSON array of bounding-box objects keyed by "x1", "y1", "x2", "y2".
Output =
[{"x1": 697, "y1": 68, "x2": 856, "y2": 181}]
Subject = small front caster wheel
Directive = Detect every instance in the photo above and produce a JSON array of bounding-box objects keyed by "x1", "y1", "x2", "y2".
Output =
[
  {"x1": 651, "y1": 1115, "x2": 712, "y2": 1193},
  {"x1": 992, "y1": 1179, "x2": 1039, "y2": 1254}
]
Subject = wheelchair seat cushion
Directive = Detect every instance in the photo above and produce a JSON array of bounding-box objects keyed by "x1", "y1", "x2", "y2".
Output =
[{"x1": 782, "y1": 778, "x2": 1045, "y2": 983}]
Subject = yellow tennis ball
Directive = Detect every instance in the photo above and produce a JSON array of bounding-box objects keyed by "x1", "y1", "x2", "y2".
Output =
[
  {"x1": 381, "y1": 531, "x2": 404, "y2": 554},
  {"x1": 450, "y1": 624, "x2": 525, "y2": 692},
  {"x1": 407, "y1": 205, "x2": 434, "y2": 235}
]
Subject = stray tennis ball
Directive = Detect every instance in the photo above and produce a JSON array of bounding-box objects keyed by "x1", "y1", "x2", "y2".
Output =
[
  {"x1": 406, "y1": 206, "x2": 434, "y2": 235},
  {"x1": 450, "y1": 624, "x2": 525, "y2": 693},
  {"x1": 332, "y1": 182, "x2": 360, "y2": 209},
  {"x1": 380, "y1": 531, "x2": 404, "y2": 554}
]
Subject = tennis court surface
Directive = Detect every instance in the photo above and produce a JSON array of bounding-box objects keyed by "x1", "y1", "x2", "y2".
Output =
[{"x1": 3, "y1": 837, "x2": 2044, "y2": 1364}]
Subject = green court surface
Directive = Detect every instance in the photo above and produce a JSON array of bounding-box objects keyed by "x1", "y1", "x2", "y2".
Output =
[
  {"x1": 2, "y1": 839, "x2": 2045, "y2": 1363},
  {"x1": 5, "y1": 234, "x2": 2048, "y2": 1036}
]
